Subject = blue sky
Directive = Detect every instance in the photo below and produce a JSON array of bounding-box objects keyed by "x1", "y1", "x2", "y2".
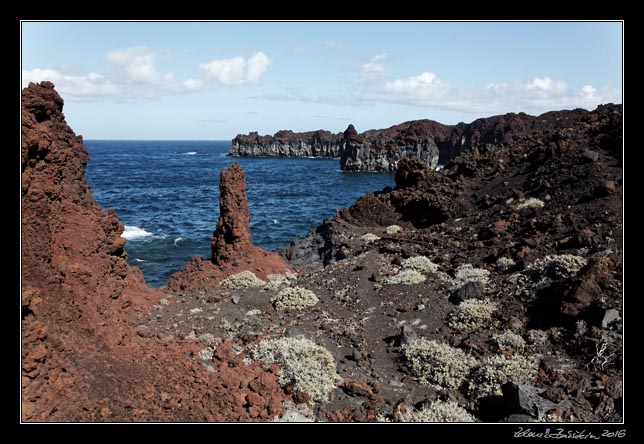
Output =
[{"x1": 22, "y1": 21, "x2": 622, "y2": 140}]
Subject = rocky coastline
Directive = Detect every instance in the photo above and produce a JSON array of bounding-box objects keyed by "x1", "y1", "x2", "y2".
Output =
[
  {"x1": 22, "y1": 82, "x2": 623, "y2": 423},
  {"x1": 230, "y1": 129, "x2": 344, "y2": 158},
  {"x1": 231, "y1": 108, "x2": 611, "y2": 173}
]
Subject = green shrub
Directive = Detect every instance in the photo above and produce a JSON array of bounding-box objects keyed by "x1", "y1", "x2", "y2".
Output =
[
  {"x1": 448, "y1": 299, "x2": 496, "y2": 330},
  {"x1": 247, "y1": 337, "x2": 342, "y2": 402},
  {"x1": 402, "y1": 338, "x2": 478, "y2": 388},
  {"x1": 466, "y1": 354, "x2": 538, "y2": 398},
  {"x1": 397, "y1": 400, "x2": 476, "y2": 422},
  {"x1": 385, "y1": 269, "x2": 426, "y2": 285},
  {"x1": 386, "y1": 225, "x2": 402, "y2": 235},
  {"x1": 271, "y1": 286, "x2": 319, "y2": 311},
  {"x1": 218, "y1": 270, "x2": 267, "y2": 289},
  {"x1": 402, "y1": 256, "x2": 439, "y2": 274}
]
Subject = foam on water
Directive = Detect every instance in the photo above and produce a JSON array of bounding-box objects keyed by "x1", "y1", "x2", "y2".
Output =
[{"x1": 122, "y1": 225, "x2": 153, "y2": 240}]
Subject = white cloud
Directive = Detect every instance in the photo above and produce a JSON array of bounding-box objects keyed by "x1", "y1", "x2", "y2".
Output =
[
  {"x1": 526, "y1": 76, "x2": 568, "y2": 93},
  {"x1": 22, "y1": 47, "x2": 272, "y2": 101},
  {"x1": 357, "y1": 53, "x2": 388, "y2": 83},
  {"x1": 21, "y1": 68, "x2": 123, "y2": 101},
  {"x1": 183, "y1": 78, "x2": 203, "y2": 90},
  {"x1": 103, "y1": 46, "x2": 178, "y2": 87},
  {"x1": 199, "y1": 52, "x2": 271, "y2": 85},
  {"x1": 365, "y1": 71, "x2": 621, "y2": 114}
]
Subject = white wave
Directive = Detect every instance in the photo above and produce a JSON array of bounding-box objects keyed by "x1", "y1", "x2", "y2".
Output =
[
  {"x1": 174, "y1": 237, "x2": 184, "y2": 247},
  {"x1": 122, "y1": 225, "x2": 152, "y2": 240},
  {"x1": 134, "y1": 258, "x2": 147, "y2": 263},
  {"x1": 184, "y1": 151, "x2": 198, "y2": 155},
  {"x1": 273, "y1": 219, "x2": 279, "y2": 224}
]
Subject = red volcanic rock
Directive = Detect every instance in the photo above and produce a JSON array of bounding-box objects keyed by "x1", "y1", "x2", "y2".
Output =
[
  {"x1": 212, "y1": 163, "x2": 254, "y2": 265},
  {"x1": 21, "y1": 82, "x2": 287, "y2": 421},
  {"x1": 167, "y1": 163, "x2": 292, "y2": 293}
]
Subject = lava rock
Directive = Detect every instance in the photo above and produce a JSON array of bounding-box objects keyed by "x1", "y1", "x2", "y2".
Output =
[{"x1": 450, "y1": 282, "x2": 485, "y2": 304}]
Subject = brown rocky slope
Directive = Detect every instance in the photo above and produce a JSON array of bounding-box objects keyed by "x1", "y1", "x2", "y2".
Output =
[{"x1": 21, "y1": 82, "x2": 288, "y2": 422}]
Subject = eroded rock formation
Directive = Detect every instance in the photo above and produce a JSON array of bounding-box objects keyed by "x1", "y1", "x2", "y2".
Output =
[{"x1": 167, "y1": 163, "x2": 292, "y2": 293}]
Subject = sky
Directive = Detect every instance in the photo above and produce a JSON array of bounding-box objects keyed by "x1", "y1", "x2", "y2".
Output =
[{"x1": 21, "y1": 21, "x2": 622, "y2": 140}]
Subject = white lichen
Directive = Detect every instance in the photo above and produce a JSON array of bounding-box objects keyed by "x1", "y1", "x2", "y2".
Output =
[
  {"x1": 526, "y1": 254, "x2": 588, "y2": 279},
  {"x1": 198, "y1": 347, "x2": 214, "y2": 361},
  {"x1": 397, "y1": 400, "x2": 476, "y2": 422},
  {"x1": 467, "y1": 354, "x2": 539, "y2": 399},
  {"x1": 247, "y1": 337, "x2": 342, "y2": 402},
  {"x1": 271, "y1": 286, "x2": 319, "y2": 311},
  {"x1": 516, "y1": 198, "x2": 545, "y2": 213},
  {"x1": 448, "y1": 299, "x2": 496, "y2": 330},
  {"x1": 401, "y1": 256, "x2": 439, "y2": 274},
  {"x1": 385, "y1": 269, "x2": 426, "y2": 285},
  {"x1": 218, "y1": 270, "x2": 267, "y2": 289},
  {"x1": 197, "y1": 332, "x2": 219, "y2": 346},
  {"x1": 493, "y1": 330, "x2": 527, "y2": 351},
  {"x1": 272, "y1": 401, "x2": 316, "y2": 422},
  {"x1": 386, "y1": 225, "x2": 402, "y2": 235},
  {"x1": 496, "y1": 257, "x2": 516, "y2": 272},
  {"x1": 451, "y1": 264, "x2": 491, "y2": 290},
  {"x1": 402, "y1": 338, "x2": 478, "y2": 388},
  {"x1": 361, "y1": 233, "x2": 381, "y2": 244}
]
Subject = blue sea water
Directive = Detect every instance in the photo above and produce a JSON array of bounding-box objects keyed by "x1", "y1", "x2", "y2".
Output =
[{"x1": 85, "y1": 140, "x2": 394, "y2": 287}]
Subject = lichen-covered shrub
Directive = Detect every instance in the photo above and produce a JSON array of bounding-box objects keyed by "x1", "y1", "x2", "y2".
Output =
[
  {"x1": 493, "y1": 330, "x2": 526, "y2": 351},
  {"x1": 402, "y1": 338, "x2": 478, "y2": 388},
  {"x1": 402, "y1": 256, "x2": 439, "y2": 274},
  {"x1": 247, "y1": 337, "x2": 342, "y2": 402},
  {"x1": 385, "y1": 269, "x2": 426, "y2": 285},
  {"x1": 526, "y1": 254, "x2": 588, "y2": 279},
  {"x1": 496, "y1": 257, "x2": 516, "y2": 272},
  {"x1": 516, "y1": 198, "x2": 545, "y2": 213},
  {"x1": 271, "y1": 286, "x2": 319, "y2": 311},
  {"x1": 451, "y1": 264, "x2": 491, "y2": 290},
  {"x1": 386, "y1": 224, "x2": 402, "y2": 235},
  {"x1": 198, "y1": 347, "x2": 214, "y2": 361},
  {"x1": 397, "y1": 400, "x2": 476, "y2": 422},
  {"x1": 466, "y1": 354, "x2": 539, "y2": 398},
  {"x1": 272, "y1": 401, "x2": 316, "y2": 422},
  {"x1": 218, "y1": 270, "x2": 267, "y2": 289},
  {"x1": 448, "y1": 299, "x2": 496, "y2": 330},
  {"x1": 361, "y1": 233, "x2": 380, "y2": 243}
]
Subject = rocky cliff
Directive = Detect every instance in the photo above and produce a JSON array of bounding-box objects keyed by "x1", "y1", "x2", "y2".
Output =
[
  {"x1": 339, "y1": 109, "x2": 613, "y2": 172},
  {"x1": 21, "y1": 82, "x2": 288, "y2": 421},
  {"x1": 230, "y1": 129, "x2": 344, "y2": 158},
  {"x1": 233, "y1": 108, "x2": 620, "y2": 173}
]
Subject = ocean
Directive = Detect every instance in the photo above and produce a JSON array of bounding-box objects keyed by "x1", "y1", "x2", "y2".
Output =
[{"x1": 85, "y1": 140, "x2": 394, "y2": 287}]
